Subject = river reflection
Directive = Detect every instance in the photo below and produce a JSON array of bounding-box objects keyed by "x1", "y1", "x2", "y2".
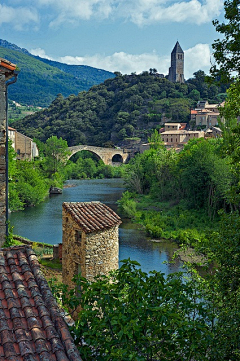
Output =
[{"x1": 9, "y1": 178, "x2": 184, "y2": 274}]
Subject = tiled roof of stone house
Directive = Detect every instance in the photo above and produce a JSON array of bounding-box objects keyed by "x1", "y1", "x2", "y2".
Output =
[
  {"x1": 63, "y1": 201, "x2": 122, "y2": 233},
  {"x1": 0, "y1": 245, "x2": 82, "y2": 361},
  {"x1": 0, "y1": 58, "x2": 16, "y2": 71}
]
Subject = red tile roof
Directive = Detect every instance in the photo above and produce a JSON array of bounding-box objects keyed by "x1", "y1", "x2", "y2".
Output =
[
  {"x1": 63, "y1": 201, "x2": 122, "y2": 233},
  {"x1": 0, "y1": 245, "x2": 82, "y2": 361},
  {"x1": 0, "y1": 58, "x2": 16, "y2": 71}
]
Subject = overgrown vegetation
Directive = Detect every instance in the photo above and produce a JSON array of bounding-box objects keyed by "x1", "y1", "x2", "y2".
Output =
[{"x1": 117, "y1": 134, "x2": 231, "y2": 247}]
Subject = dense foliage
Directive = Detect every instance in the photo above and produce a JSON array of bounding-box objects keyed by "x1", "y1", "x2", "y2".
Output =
[
  {"x1": 210, "y1": 0, "x2": 240, "y2": 82},
  {"x1": 0, "y1": 42, "x2": 114, "y2": 106},
  {"x1": 14, "y1": 70, "x2": 226, "y2": 147},
  {"x1": 51, "y1": 259, "x2": 216, "y2": 361},
  {"x1": 52, "y1": 254, "x2": 240, "y2": 361}
]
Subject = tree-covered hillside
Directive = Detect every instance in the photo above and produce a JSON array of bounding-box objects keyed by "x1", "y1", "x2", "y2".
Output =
[
  {"x1": 14, "y1": 71, "x2": 226, "y2": 147},
  {"x1": 0, "y1": 41, "x2": 114, "y2": 106}
]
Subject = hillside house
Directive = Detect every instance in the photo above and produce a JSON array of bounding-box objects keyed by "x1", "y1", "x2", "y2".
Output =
[
  {"x1": 62, "y1": 201, "x2": 122, "y2": 288},
  {"x1": 164, "y1": 123, "x2": 187, "y2": 131},
  {"x1": 191, "y1": 101, "x2": 224, "y2": 128},
  {"x1": 8, "y1": 127, "x2": 39, "y2": 160},
  {"x1": 161, "y1": 129, "x2": 204, "y2": 147},
  {"x1": 0, "y1": 245, "x2": 82, "y2": 360}
]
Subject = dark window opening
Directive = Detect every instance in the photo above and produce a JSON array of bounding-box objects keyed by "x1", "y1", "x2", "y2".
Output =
[{"x1": 75, "y1": 230, "x2": 82, "y2": 244}]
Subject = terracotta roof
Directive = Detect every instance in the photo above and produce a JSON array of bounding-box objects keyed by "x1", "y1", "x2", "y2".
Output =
[
  {"x1": 0, "y1": 245, "x2": 82, "y2": 361},
  {"x1": 63, "y1": 201, "x2": 122, "y2": 233},
  {"x1": 0, "y1": 58, "x2": 16, "y2": 71}
]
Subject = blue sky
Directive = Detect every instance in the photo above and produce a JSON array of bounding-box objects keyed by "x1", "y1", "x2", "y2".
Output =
[{"x1": 0, "y1": 0, "x2": 225, "y2": 79}]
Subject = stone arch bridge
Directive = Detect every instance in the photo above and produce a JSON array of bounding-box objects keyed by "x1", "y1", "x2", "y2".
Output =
[{"x1": 68, "y1": 145, "x2": 130, "y2": 165}]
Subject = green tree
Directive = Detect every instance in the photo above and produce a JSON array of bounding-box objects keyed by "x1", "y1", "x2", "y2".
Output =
[
  {"x1": 52, "y1": 260, "x2": 215, "y2": 361},
  {"x1": 210, "y1": 0, "x2": 240, "y2": 81},
  {"x1": 148, "y1": 129, "x2": 164, "y2": 150},
  {"x1": 45, "y1": 136, "x2": 69, "y2": 175}
]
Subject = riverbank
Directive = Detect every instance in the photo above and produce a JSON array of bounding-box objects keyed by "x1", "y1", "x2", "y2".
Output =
[{"x1": 118, "y1": 191, "x2": 219, "y2": 256}]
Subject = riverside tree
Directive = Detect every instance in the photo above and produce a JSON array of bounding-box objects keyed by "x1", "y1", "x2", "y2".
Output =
[
  {"x1": 210, "y1": 0, "x2": 240, "y2": 82},
  {"x1": 45, "y1": 135, "x2": 69, "y2": 175},
  {"x1": 51, "y1": 259, "x2": 216, "y2": 361}
]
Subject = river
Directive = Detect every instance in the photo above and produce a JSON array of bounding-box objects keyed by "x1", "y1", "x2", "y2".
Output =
[{"x1": 9, "y1": 178, "x2": 183, "y2": 274}]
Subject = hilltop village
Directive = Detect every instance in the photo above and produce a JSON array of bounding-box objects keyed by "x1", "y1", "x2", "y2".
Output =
[{"x1": 8, "y1": 41, "x2": 226, "y2": 163}]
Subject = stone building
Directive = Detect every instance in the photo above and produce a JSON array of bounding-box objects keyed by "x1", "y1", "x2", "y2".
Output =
[
  {"x1": 62, "y1": 201, "x2": 122, "y2": 287},
  {"x1": 8, "y1": 126, "x2": 39, "y2": 160},
  {"x1": 190, "y1": 101, "x2": 224, "y2": 128},
  {"x1": 168, "y1": 41, "x2": 184, "y2": 83},
  {"x1": 0, "y1": 58, "x2": 17, "y2": 245},
  {"x1": 161, "y1": 129, "x2": 204, "y2": 147},
  {"x1": 164, "y1": 123, "x2": 187, "y2": 131}
]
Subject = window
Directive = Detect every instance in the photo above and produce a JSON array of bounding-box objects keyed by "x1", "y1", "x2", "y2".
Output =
[
  {"x1": 75, "y1": 230, "x2": 82, "y2": 244},
  {"x1": 17, "y1": 149, "x2": 20, "y2": 155}
]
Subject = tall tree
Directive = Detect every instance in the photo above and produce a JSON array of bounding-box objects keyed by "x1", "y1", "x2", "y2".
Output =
[
  {"x1": 210, "y1": 0, "x2": 240, "y2": 81},
  {"x1": 45, "y1": 136, "x2": 69, "y2": 175}
]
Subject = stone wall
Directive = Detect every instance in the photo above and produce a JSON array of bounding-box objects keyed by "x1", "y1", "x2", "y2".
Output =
[
  {"x1": 0, "y1": 73, "x2": 6, "y2": 245},
  {"x1": 62, "y1": 208, "x2": 119, "y2": 288},
  {"x1": 15, "y1": 132, "x2": 32, "y2": 160}
]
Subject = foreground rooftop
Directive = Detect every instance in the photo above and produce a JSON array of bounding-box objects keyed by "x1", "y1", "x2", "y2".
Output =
[{"x1": 0, "y1": 245, "x2": 82, "y2": 361}]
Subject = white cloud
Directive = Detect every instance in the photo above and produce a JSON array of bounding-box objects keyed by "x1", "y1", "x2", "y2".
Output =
[
  {"x1": 185, "y1": 43, "x2": 211, "y2": 77},
  {"x1": 30, "y1": 48, "x2": 54, "y2": 60},
  {"x1": 36, "y1": 0, "x2": 114, "y2": 27},
  {"x1": 59, "y1": 51, "x2": 169, "y2": 75},
  {"x1": 33, "y1": 0, "x2": 223, "y2": 27},
  {"x1": 122, "y1": 0, "x2": 224, "y2": 26},
  {"x1": 31, "y1": 43, "x2": 212, "y2": 79},
  {"x1": 0, "y1": 4, "x2": 38, "y2": 30}
]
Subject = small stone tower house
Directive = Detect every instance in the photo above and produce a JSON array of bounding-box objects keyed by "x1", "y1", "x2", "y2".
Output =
[
  {"x1": 62, "y1": 201, "x2": 122, "y2": 287},
  {"x1": 168, "y1": 41, "x2": 184, "y2": 83}
]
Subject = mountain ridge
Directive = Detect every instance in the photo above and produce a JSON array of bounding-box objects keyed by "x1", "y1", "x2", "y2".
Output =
[{"x1": 0, "y1": 39, "x2": 114, "y2": 106}]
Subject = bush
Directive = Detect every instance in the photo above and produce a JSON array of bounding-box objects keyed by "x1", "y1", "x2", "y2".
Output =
[{"x1": 117, "y1": 191, "x2": 137, "y2": 218}]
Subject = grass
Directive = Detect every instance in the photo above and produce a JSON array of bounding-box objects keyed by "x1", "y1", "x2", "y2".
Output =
[
  {"x1": 119, "y1": 192, "x2": 220, "y2": 248},
  {"x1": 39, "y1": 258, "x2": 62, "y2": 270}
]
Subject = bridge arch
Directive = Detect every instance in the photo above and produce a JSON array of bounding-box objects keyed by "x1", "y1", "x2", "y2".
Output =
[
  {"x1": 67, "y1": 145, "x2": 129, "y2": 166},
  {"x1": 112, "y1": 154, "x2": 123, "y2": 163},
  {"x1": 68, "y1": 149, "x2": 102, "y2": 162}
]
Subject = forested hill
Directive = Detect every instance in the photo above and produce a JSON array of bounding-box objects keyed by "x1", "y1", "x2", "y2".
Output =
[
  {"x1": 0, "y1": 39, "x2": 114, "y2": 106},
  {"x1": 13, "y1": 71, "x2": 227, "y2": 147}
]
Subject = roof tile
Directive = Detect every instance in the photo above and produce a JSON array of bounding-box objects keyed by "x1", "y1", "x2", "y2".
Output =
[
  {"x1": 63, "y1": 201, "x2": 122, "y2": 233},
  {"x1": 0, "y1": 246, "x2": 82, "y2": 360}
]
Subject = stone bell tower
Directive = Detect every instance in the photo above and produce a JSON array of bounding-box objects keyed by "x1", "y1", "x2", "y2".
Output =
[{"x1": 168, "y1": 41, "x2": 184, "y2": 83}]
